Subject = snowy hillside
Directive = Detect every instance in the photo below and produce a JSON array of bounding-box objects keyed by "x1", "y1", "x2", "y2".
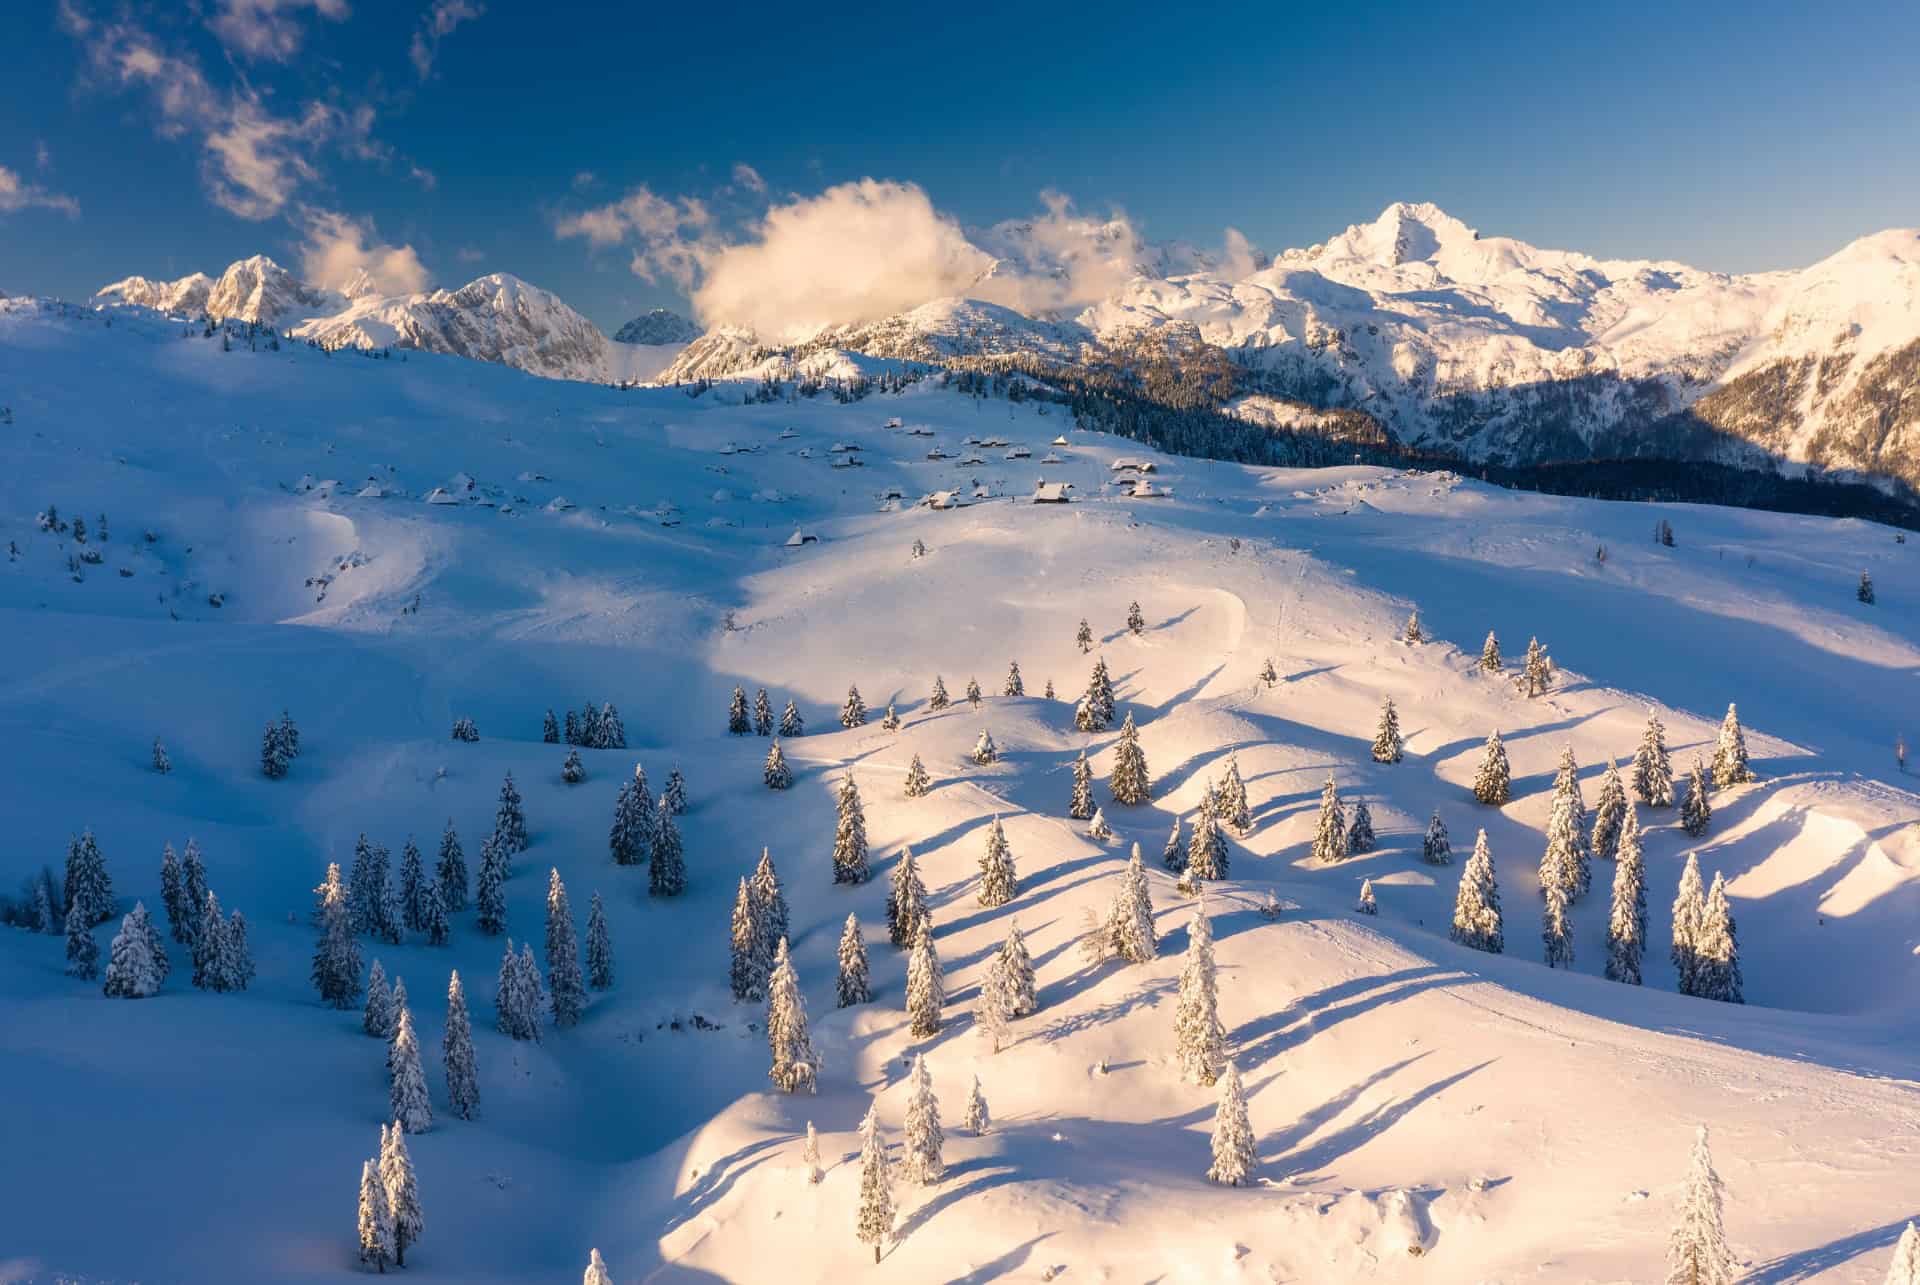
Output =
[{"x1": 3, "y1": 296, "x2": 1919, "y2": 1284}]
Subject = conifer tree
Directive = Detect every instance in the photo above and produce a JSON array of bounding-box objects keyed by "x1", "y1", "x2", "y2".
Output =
[
  {"x1": 1422, "y1": 810, "x2": 1452, "y2": 865},
  {"x1": 394, "y1": 840, "x2": 424, "y2": 935},
  {"x1": 1003, "y1": 660, "x2": 1024, "y2": 697},
  {"x1": 1127, "y1": 600, "x2": 1146, "y2": 636},
  {"x1": 1109, "y1": 843, "x2": 1158, "y2": 963},
  {"x1": 730, "y1": 878, "x2": 763, "y2": 1002},
  {"x1": 1372, "y1": 697, "x2": 1404, "y2": 763},
  {"x1": 1479, "y1": 632, "x2": 1502, "y2": 673},
  {"x1": 1077, "y1": 618, "x2": 1094, "y2": 652},
  {"x1": 33, "y1": 873, "x2": 54, "y2": 936},
  {"x1": 903, "y1": 752, "x2": 931, "y2": 798},
  {"x1": 832, "y1": 773, "x2": 870, "y2": 885},
  {"x1": 1215, "y1": 752, "x2": 1251, "y2": 834},
  {"x1": 1109, "y1": 711, "x2": 1151, "y2": 804},
  {"x1": 1665, "y1": 1126, "x2": 1736, "y2": 1285},
  {"x1": 901, "y1": 1054, "x2": 945, "y2": 1183},
  {"x1": 358, "y1": 1157, "x2": 394, "y2": 1273},
  {"x1": 906, "y1": 921, "x2": 943, "y2": 1038},
  {"x1": 1633, "y1": 710, "x2": 1674, "y2": 807},
  {"x1": 1518, "y1": 636, "x2": 1553, "y2": 697},
  {"x1": 1347, "y1": 801, "x2": 1376, "y2": 854},
  {"x1": 1605, "y1": 806, "x2": 1648, "y2": 985},
  {"x1": 854, "y1": 1104, "x2": 893, "y2": 1264},
  {"x1": 1449, "y1": 830, "x2": 1504, "y2": 953},
  {"x1": 1671, "y1": 853, "x2": 1707, "y2": 997},
  {"x1": 564, "y1": 710, "x2": 580, "y2": 745},
  {"x1": 1311, "y1": 775, "x2": 1349, "y2": 862},
  {"x1": 190, "y1": 888, "x2": 234, "y2": 990},
  {"x1": 887, "y1": 846, "x2": 929, "y2": 948},
  {"x1": 152, "y1": 736, "x2": 172, "y2": 773},
  {"x1": 649, "y1": 803, "x2": 687, "y2": 897},
  {"x1": 1540, "y1": 746, "x2": 1592, "y2": 902},
  {"x1": 1068, "y1": 749, "x2": 1095, "y2": 819},
  {"x1": 1357, "y1": 878, "x2": 1378, "y2": 915},
  {"x1": 1884, "y1": 1223, "x2": 1920, "y2": 1285},
  {"x1": 803, "y1": 1123, "x2": 823, "y2": 1185},
  {"x1": 1591, "y1": 759, "x2": 1627, "y2": 863},
  {"x1": 964, "y1": 1074, "x2": 990, "y2": 1135},
  {"x1": 766, "y1": 937, "x2": 820, "y2": 1093},
  {"x1": 663, "y1": 766, "x2": 687, "y2": 815},
  {"x1": 965, "y1": 677, "x2": 982, "y2": 708},
  {"x1": 1207, "y1": 1059, "x2": 1255, "y2": 1186},
  {"x1": 65, "y1": 900, "x2": 99, "y2": 979},
  {"x1": 365, "y1": 959, "x2": 395, "y2": 1037},
  {"x1": 103, "y1": 902, "x2": 163, "y2": 998},
  {"x1": 1542, "y1": 878, "x2": 1574, "y2": 969},
  {"x1": 763, "y1": 738, "x2": 793, "y2": 790},
  {"x1": 1859, "y1": 569, "x2": 1876, "y2": 604},
  {"x1": 546, "y1": 869, "x2": 585, "y2": 1027},
  {"x1": 998, "y1": 919, "x2": 1037, "y2": 1016},
  {"x1": 1174, "y1": 897, "x2": 1225, "y2": 1086},
  {"x1": 1162, "y1": 816, "x2": 1185, "y2": 873},
  {"x1": 977, "y1": 816, "x2": 1019, "y2": 907},
  {"x1": 1404, "y1": 610, "x2": 1425, "y2": 644},
  {"x1": 1187, "y1": 789, "x2": 1229, "y2": 880},
  {"x1": 141, "y1": 899, "x2": 171, "y2": 985},
  {"x1": 495, "y1": 939, "x2": 545, "y2": 1042},
  {"x1": 837, "y1": 912, "x2": 871, "y2": 1006},
  {"x1": 780, "y1": 698, "x2": 805, "y2": 737},
  {"x1": 585, "y1": 893, "x2": 612, "y2": 990},
  {"x1": 543, "y1": 709, "x2": 560, "y2": 744},
  {"x1": 1472, "y1": 729, "x2": 1512, "y2": 805},
  {"x1": 599, "y1": 703, "x2": 626, "y2": 750},
  {"x1": 972, "y1": 727, "x2": 999, "y2": 765},
  {"x1": 436, "y1": 821, "x2": 468, "y2": 912},
  {"x1": 313, "y1": 863, "x2": 362, "y2": 1009},
  {"x1": 179, "y1": 839, "x2": 209, "y2": 945},
  {"x1": 1680, "y1": 758, "x2": 1712, "y2": 838},
  {"x1": 1710, "y1": 703, "x2": 1754, "y2": 787},
  {"x1": 841, "y1": 684, "x2": 868, "y2": 728},
  {"x1": 1088, "y1": 806, "x2": 1114, "y2": 841},
  {"x1": 494, "y1": 772, "x2": 527, "y2": 855},
  {"x1": 262, "y1": 719, "x2": 291, "y2": 779},
  {"x1": 1077, "y1": 656, "x2": 1116, "y2": 731},
  {"x1": 975, "y1": 942, "x2": 1014, "y2": 1053},
  {"x1": 1695, "y1": 872, "x2": 1743, "y2": 1004},
  {"x1": 160, "y1": 842, "x2": 187, "y2": 942},
  {"x1": 442, "y1": 970, "x2": 480, "y2": 1121},
  {"x1": 475, "y1": 834, "x2": 508, "y2": 935},
  {"x1": 728, "y1": 686, "x2": 751, "y2": 735},
  {"x1": 753, "y1": 688, "x2": 774, "y2": 737},
  {"x1": 390, "y1": 1007, "x2": 433, "y2": 1133},
  {"x1": 562, "y1": 748, "x2": 585, "y2": 784},
  {"x1": 417, "y1": 876, "x2": 448, "y2": 948},
  {"x1": 373, "y1": 847, "x2": 403, "y2": 947},
  {"x1": 65, "y1": 828, "x2": 115, "y2": 926},
  {"x1": 881, "y1": 702, "x2": 900, "y2": 731},
  {"x1": 929, "y1": 675, "x2": 950, "y2": 710},
  {"x1": 380, "y1": 1122, "x2": 425, "y2": 1265}
]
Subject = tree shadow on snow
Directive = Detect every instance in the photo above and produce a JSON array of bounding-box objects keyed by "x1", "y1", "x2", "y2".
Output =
[{"x1": 1746, "y1": 1216, "x2": 1917, "y2": 1282}]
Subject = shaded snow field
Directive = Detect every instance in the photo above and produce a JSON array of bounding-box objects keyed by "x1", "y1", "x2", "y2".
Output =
[{"x1": 1, "y1": 300, "x2": 1917, "y2": 1283}]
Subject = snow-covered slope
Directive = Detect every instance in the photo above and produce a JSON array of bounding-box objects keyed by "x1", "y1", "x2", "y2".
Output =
[
  {"x1": 7, "y1": 294, "x2": 1920, "y2": 1284},
  {"x1": 612, "y1": 308, "x2": 701, "y2": 346}
]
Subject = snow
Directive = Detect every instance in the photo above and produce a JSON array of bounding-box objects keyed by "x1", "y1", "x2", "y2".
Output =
[{"x1": 2, "y1": 297, "x2": 1920, "y2": 1282}]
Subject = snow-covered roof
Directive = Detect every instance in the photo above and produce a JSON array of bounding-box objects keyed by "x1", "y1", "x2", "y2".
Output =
[
  {"x1": 923, "y1": 490, "x2": 961, "y2": 509},
  {"x1": 1032, "y1": 481, "x2": 1073, "y2": 503},
  {"x1": 1111, "y1": 457, "x2": 1157, "y2": 472},
  {"x1": 785, "y1": 529, "x2": 819, "y2": 546},
  {"x1": 423, "y1": 487, "x2": 460, "y2": 504},
  {"x1": 1051, "y1": 435, "x2": 1070, "y2": 446}
]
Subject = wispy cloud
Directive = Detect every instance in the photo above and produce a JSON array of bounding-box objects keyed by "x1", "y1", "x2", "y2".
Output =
[
  {"x1": 555, "y1": 185, "x2": 713, "y2": 287},
  {"x1": 298, "y1": 208, "x2": 429, "y2": 294},
  {"x1": 0, "y1": 164, "x2": 80, "y2": 218},
  {"x1": 207, "y1": 0, "x2": 350, "y2": 62},
  {"x1": 410, "y1": 0, "x2": 483, "y2": 77},
  {"x1": 731, "y1": 162, "x2": 766, "y2": 195}
]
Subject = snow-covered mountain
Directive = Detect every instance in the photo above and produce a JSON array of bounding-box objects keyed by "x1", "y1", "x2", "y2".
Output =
[{"x1": 612, "y1": 307, "x2": 701, "y2": 345}]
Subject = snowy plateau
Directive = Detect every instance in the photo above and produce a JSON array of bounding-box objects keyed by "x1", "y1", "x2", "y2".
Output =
[{"x1": 1, "y1": 280, "x2": 1919, "y2": 1285}]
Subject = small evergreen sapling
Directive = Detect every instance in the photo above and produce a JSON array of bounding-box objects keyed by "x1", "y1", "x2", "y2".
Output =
[
  {"x1": 1422, "y1": 810, "x2": 1452, "y2": 865},
  {"x1": 1108, "y1": 712, "x2": 1151, "y2": 804},
  {"x1": 1449, "y1": 831, "x2": 1504, "y2": 953},
  {"x1": 1215, "y1": 752, "x2": 1250, "y2": 834},
  {"x1": 1357, "y1": 879, "x2": 1378, "y2": 915},
  {"x1": 837, "y1": 912, "x2": 871, "y2": 1006},
  {"x1": 1207, "y1": 1060, "x2": 1255, "y2": 1186},
  {"x1": 1259, "y1": 658, "x2": 1278, "y2": 688},
  {"x1": 1347, "y1": 801, "x2": 1376, "y2": 855},
  {"x1": 900, "y1": 1054, "x2": 945, "y2": 1183},
  {"x1": 965, "y1": 677, "x2": 982, "y2": 708},
  {"x1": 881, "y1": 703, "x2": 900, "y2": 732},
  {"x1": 152, "y1": 737, "x2": 171, "y2": 773},
  {"x1": 977, "y1": 816, "x2": 1019, "y2": 907},
  {"x1": 1710, "y1": 703, "x2": 1754, "y2": 787},
  {"x1": 753, "y1": 688, "x2": 774, "y2": 736},
  {"x1": 1311, "y1": 775, "x2": 1349, "y2": 863},
  {"x1": 442, "y1": 971, "x2": 480, "y2": 1120},
  {"x1": 728, "y1": 686, "x2": 750, "y2": 735},
  {"x1": 1162, "y1": 816, "x2": 1185, "y2": 873},
  {"x1": 903, "y1": 753, "x2": 930, "y2": 798},
  {"x1": 840, "y1": 685, "x2": 867, "y2": 728},
  {"x1": 1371, "y1": 697, "x2": 1404, "y2": 763},
  {"x1": 1174, "y1": 897, "x2": 1225, "y2": 1086},
  {"x1": 780, "y1": 699, "x2": 805, "y2": 737},
  {"x1": 763, "y1": 739, "x2": 793, "y2": 790},
  {"x1": 663, "y1": 767, "x2": 687, "y2": 815},
  {"x1": 803, "y1": 1123, "x2": 823, "y2": 1185},
  {"x1": 1127, "y1": 600, "x2": 1145, "y2": 635},
  {"x1": 964, "y1": 1075, "x2": 990, "y2": 1135},
  {"x1": 1479, "y1": 632, "x2": 1502, "y2": 673},
  {"x1": 1472, "y1": 730, "x2": 1512, "y2": 805},
  {"x1": 1077, "y1": 618, "x2": 1094, "y2": 652},
  {"x1": 562, "y1": 749, "x2": 584, "y2": 784},
  {"x1": 1404, "y1": 611, "x2": 1424, "y2": 644},
  {"x1": 1088, "y1": 806, "x2": 1114, "y2": 840},
  {"x1": 1068, "y1": 750, "x2": 1095, "y2": 820},
  {"x1": 451, "y1": 717, "x2": 480, "y2": 743},
  {"x1": 1680, "y1": 758, "x2": 1712, "y2": 838},
  {"x1": 543, "y1": 709, "x2": 560, "y2": 743},
  {"x1": 103, "y1": 901, "x2": 163, "y2": 998},
  {"x1": 1859, "y1": 569, "x2": 1876, "y2": 604},
  {"x1": 585, "y1": 894, "x2": 613, "y2": 990},
  {"x1": 929, "y1": 675, "x2": 949, "y2": 710},
  {"x1": 1003, "y1": 660, "x2": 1024, "y2": 697},
  {"x1": 972, "y1": 728, "x2": 998, "y2": 765},
  {"x1": 1518, "y1": 636, "x2": 1553, "y2": 697}
]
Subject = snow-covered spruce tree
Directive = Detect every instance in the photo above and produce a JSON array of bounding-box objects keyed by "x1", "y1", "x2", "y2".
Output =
[
  {"x1": 965, "y1": 677, "x2": 982, "y2": 708},
  {"x1": 730, "y1": 878, "x2": 763, "y2": 1003},
  {"x1": 598, "y1": 703, "x2": 626, "y2": 750},
  {"x1": 562, "y1": 748, "x2": 584, "y2": 785},
  {"x1": 1004, "y1": 660, "x2": 1025, "y2": 697},
  {"x1": 841, "y1": 684, "x2": 867, "y2": 728},
  {"x1": 649, "y1": 803, "x2": 687, "y2": 897},
  {"x1": 880, "y1": 703, "x2": 900, "y2": 732},
  {"x1": 141, "y1": 900, "x2": 171, "y2": 985},
  {"x1": 585, "y1": 893, "x2": 612, "y2": 990},
  {"x1": 929, "y1": 675, "x2": 950, "y2": 711},
  {"x1": 1186, "y1": 789, "x2": 1229, "y2": 881},
  {"x1": 975, "y1": 944, "x2": 1014, "y2": 1052},
  {"x1": 451, "y1": 716, "x2": 480, "y2": 743},
  {"x1": 1404, "y1": 610, "x2": 1425, "y2": 644},
  {"x1": 977, "y1": 816, "x2": 1019, "y2": 907},
  {"x1": 1347, "y1": 801, "x2": 1376, "y2": 855},
  {"x1": 998, "y1": 919, "x2": 1036, "y2": 1016},
  {"x1": 65, "y1": 828, "x2": 115, "y2": 926},
  {"x1": 766, "y1": 937, "x2": 820, "y2": 1093},
  {"x1": 1311, "y1": 775, "x2": 1349, "y2": 863},
  {"x1": 780, "y1": 699, "x2": 805, "y2": 738},
  {"x1": 1109, "y1": 711, "x2": 1151, "y2": 804},
  {"x1": 1077, "y1": 618, "x2": 1094, "y2": 653},
  {"x1": 1885, "y1": 1222, "x2": 1920, "y2": 1285},
  {"x1": 583, "y1": 704, "x2": 603, "y2": 747},
  {"x1": 901, "y1": 1054, "x2": 945, "y2": 1183},
  {"x1": 1207, "y1": 1059, "x2": 1255, "y2": 1186},
  {"x1": 1422, "y1": 810, "x2": 1452, "y2": 865},
  {"x1": 1680, "y1": 758, "x2": 1713, "y2": 838},
  {"x1": 65, "y1": 900, "x2": 99, "y2": 979},
  {"x1": 1518, "y1": 636, "x2": 1553, "y2": 697},
  {"x1": 758, "y1": 737, "x2": 793, "y2": 791},
  {"x1": 495, "y1": 939, "x2": 544, "y2": 1042},
  {"x1": 1591, "y1": 759, "x2": 1628, "y2": 864},
  {"x1": 191, "y1": 889, "x2": 234, "y2": 990},
  {"x1": 1710, "y1": 703, "x2": 1754, "y2": 787},
  {"x1": 803, "y1": 1123, "x2": 823, "y2": 1185},
  {"x1": 390, "y1": 1007, "x2": 433, "y2": 1133},
  {"x1": 1605, "y1": 806, "x2": 1648, "y2": 985},
  {"x1": 1259, "y1": 657, "x2": 1278, "y2": 688},
  {"x1": 1540, "y1": 746, "x2": 1592, "y2": 902},
  {"x1": 379, "y1": 1122, "x2": 424, "y2": 1266},
  {"x1": 1215, "y1": 752, "x2": 1251, "y2": 834},
  {"x1": 419, "y1": 876, "x2": 449, "y2": 948},
  {"x1": 972, "y1": 728, "x2": 998, "y2": 765},
  {"x1": 543, "y1": 709, "x2": 560, "y2": 744},
  {"x1": 1068, "y1": 750, "x2": 1095, "y2": 820},
  {"x1": 1088, "y1": 806, "x2": 1115, "y2": 841},
  {"x1": 1357, "y1": 879, "x2": 1378, "y2": 915},
  {"x1": 1859, "y1": 569, "x2": 1876, "y2": 605},
  {"x1": 663, "y1": 767, "x2": 687, "y2": 815},
  {"x1": 546, "y1": 869, "x2": 585, "y2": 1028},
  {"x1": 1479, "y1": 632, "x2": 1502, "y2": 673},
  {"x1": 1162, "y1": 816, "x2": 1185, "y2": 874},
  {"x1": 1127, "y1": 600, "x2": 1146, "y2": 636},
  {"x1": 1449, "y1": 830, "x2": 1504, "y2": 954},
  {"x1": 1108, "y1": 843, "x2": 1158, "y2": 963},
  {"x1": 475, "y1": 834, "x2": 508, "y2": 936},
  {"x1": 837, "y1": 912, "x2": 871, "y2": 1006},
  {"x1": 753, "y1": 688, "x2": 774, "y2": 737},
  {"x1": 832, "y1": 773, "x2": 870, "y2": 885},
  {"x1": 179, "y1": 839, "x2": 209, "y2": 945},
  {"x1": 33, "y1": 875, "x2": 54, "y2": 937},
  {"x1": 1472, "y1": 729, "x2": 1512, "y2": 805},
  {"x1": 903, "y1": 752, "x2": 931, "y2": 799},
  {"x1": 226, "y1": 909, "x2": 255, "y2": 989},
  {"x1": 365, "y1": 961, "x2": 396, "y2": 1036},
  {"x1": 1695, "y1": 872, "x2": 1743, "y2": 1005},
  {"x1": 160, "y1": 842, "x2": 187, "y2": 943},
  {"x1": 358, "y1": 1156, "x2": 394, "y2": 1273},
  {"x1": 103, "y1": 902, "x2": 163, "y2": 998},
  {"x1": 1372, "y1": 697, "x2": 1404, "y2": 763},
  {"x1": 564, "y1": 710, "x2": 580, "y2": 746},
  {"x1": 887, "y1": 845, "x2": 929, "y2": 948},
  {"x1": 749, "y1": 847, "x2": 789, "y2": 968},
  {"x1": 313, "y1": 863, "x2": 363, "y2": 1009},
  {"x1": 1666, "y1": 1125, "x2": 1736, "y2": 1285},
  {"x1": 261, "y1": 719, "x2": 290, "y2": 779},
  {"x1": 854, "y1": 1104, "x2": 893, "y2": 1264},
  {"x1": 436, "y1": 821, "x2": 468, "y2": 912},
  {"x1": 1633, "y1": 710, "x2": 1675, "y2": 807},
  {"x1": 1541, "y1": 878, "x2": 1574, "y2": 969},
  {"x1": 442, "y1": 970, "x2": 480, "y2": 1120},
  {"x1": 728, "y1": 686, "x2": 750, "y2": 735},
  {"x1": 1671, "y1": 852, "x2": 1707, "y2": 997},
  {"x1": 1174, "y1": 897, "x2": 1226, "y2": 1086},
  {"x1": 152, "y1": 736, "x2": 171, "y2": 774},
  {"x1": 494, "y1": 772, "x2": 528, "y2": 856},
  {"x1": 374, "y1": 847, "x2": 403, "y2": 947},
  {"x1": 964, "y1": 1074, "x2": 990, "y2": 1135},
  {"x1": 906, "y1": 920, "x2": 944, "y2": 1038}
]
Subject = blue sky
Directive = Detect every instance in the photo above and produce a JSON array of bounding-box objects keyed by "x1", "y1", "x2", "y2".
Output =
[{"x1": 2, "y1": 0, "x2": 1916, "y2": 332}]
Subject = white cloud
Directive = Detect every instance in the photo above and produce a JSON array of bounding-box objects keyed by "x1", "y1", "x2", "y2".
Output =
[
  {"x1": 410, "y1": 0, "x2": 483, "y2": 77},
  {"x1": 556, "y1": 186, "x2": 713, "y2": 287},
  {"x1": 298, "y1": 208, "x2": 430, "y2": 295},
  {"x1": 0, "y1": 165, "x2": 80, "y2": 217},
  {"x1": 731, "y1": 162, "x2": 766, "y2": 194},
  {"x1": 207, "y1": 0, "x2": 349, "y2": 61},
  {"x1": 572, "y1": 170, "x2": 596, "y2": 191}
]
